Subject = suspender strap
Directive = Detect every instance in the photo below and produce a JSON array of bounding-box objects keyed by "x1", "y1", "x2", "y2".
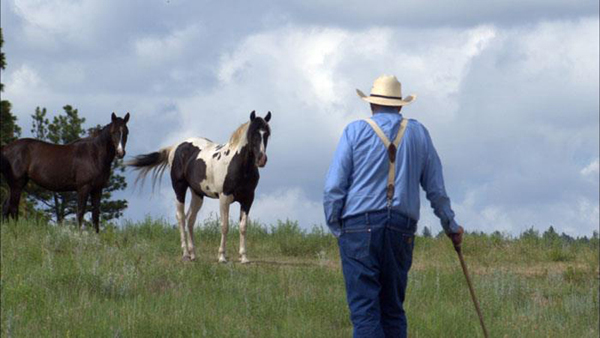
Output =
[{"x1": 362, "y1": 118, "x2": 409, "y2": 207}]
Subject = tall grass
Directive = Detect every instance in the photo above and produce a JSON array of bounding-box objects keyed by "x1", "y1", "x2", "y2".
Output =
[{"x1": 1, "y1": 218, "x2": 598, "y2": 337}]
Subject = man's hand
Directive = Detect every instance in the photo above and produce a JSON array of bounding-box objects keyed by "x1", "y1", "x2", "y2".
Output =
[{"x1": 448, "y1": 226, "x2": 464, "y2": 248}]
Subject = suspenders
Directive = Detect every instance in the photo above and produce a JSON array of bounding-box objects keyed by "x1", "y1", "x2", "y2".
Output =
[{"x1": 362, "y1": 118, "x2": 409, "y2": 209}]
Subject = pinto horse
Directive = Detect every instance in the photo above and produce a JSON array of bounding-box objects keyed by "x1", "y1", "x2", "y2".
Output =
[
  {"x1": 0, "y1": 113, "x2": 130, "y2": 232},
  {"x1": 127, "y1": 111, "x2": 271, "y2": 263}
]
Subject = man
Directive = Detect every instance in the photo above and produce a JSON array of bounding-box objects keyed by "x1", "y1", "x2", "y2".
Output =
[{"x1": 323, "y1": 75, "x2": 464, "y2": 337}]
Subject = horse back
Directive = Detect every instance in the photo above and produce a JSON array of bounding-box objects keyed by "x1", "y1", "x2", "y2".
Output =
[
  {"x1": 2, "y1": 139, "x2": 40, "y2": 179},
  {"x1": 2, "y1": 138, "x2": 93, "y2": 191}
]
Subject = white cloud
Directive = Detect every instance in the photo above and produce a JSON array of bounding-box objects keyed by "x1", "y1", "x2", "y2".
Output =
[
  {"x1": 134, "y1": 24, "x2": 203, "y2": 66},
  {"x1": 3, "y1": 64, "x2": 52, "y2": 119},
  {"x1": 53, "y1": 61, "x2": 86, "y2": 86},
  {"x1": 5, "y1": 64, "x2": 42, "y2": 91},
  {"x1": 581, "y1": 158, "x2": 599, "y2": 177},
  {"x1": 12, "y1": 0, "x2": 106, "y2": 48},
  {"x1": 250, "y1": 187, "x2": 324, "y2": 227}
]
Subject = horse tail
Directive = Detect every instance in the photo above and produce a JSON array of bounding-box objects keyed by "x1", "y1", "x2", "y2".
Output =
[
  {"x1": 0, "y1": 149, "x2": 14, "y2": 183},
  {"x1": 126, "y1": 145, "x2": 175, "y2": 190}
]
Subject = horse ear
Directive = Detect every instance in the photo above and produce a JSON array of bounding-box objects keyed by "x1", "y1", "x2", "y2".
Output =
[
  {"x1": 111, "y1": 112, "x2": 117, "y2": 122},
  {"x1": 250, "y1": 110, "x2": 256, "y2": 121},
  {"x1": 265, "y1": 111, "x2": 271, "y2": 122},
  {"x1": 124, "y1": 112, "x2": 130, "y2": 123}
]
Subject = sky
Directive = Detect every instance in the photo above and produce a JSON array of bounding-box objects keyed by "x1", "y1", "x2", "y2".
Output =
[{"x1": 1, "y1": 0, "x2": 598, "y2": 237}]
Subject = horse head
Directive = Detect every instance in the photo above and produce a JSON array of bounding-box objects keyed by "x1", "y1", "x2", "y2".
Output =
[
  {"x1": 247, "y1": 111, "x2": 271, "y2": 168},
  {"x1": 110, "y1": 112, "x2": 130, "y2": 159}
]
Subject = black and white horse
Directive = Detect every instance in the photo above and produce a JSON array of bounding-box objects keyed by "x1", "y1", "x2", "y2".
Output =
[{"x1": 127, "y1": 111, "x2": 271, "y2": 263}]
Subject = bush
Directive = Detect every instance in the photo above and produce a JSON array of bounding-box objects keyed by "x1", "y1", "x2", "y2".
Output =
[{"x1": 548, "y1": 247, "x2": 574, "y2": 262}]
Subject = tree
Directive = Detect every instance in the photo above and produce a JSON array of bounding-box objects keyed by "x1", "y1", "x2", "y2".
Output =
[
  {"x1": 422, "y1": 226, "x2": 432, "y2": 238},
  {"x1": 1, "y1": 28, "x2": 24, "y2": 214},
  {"x1": 0, "y1": 27, "x2": 6, "y2": 92},
  {"x1": 27, "y1": 105, "x2": 128, "y2": 223},
  {"x1": 560, "y1": 232, "x2": 574, "y2": 244},
  {"x1": 591, "y1": 231, "x2": 599, "y2": 250},
  {"x1": 520, "y1": 226, "x2": 539, "y2": 240},
  {"x1": 542, "y1": 225, "x2": 560, "y2": 246},
  {"x1": 0, "y1": 28, "x2": 21, "y2": 145}
]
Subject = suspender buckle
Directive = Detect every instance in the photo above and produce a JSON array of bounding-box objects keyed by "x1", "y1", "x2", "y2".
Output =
[{"x1": 387, "y1": 184, "x2": 394, "y2": 202}]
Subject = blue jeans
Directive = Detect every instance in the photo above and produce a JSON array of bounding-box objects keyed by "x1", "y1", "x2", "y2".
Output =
[{"x1": 338, "y1": 210, "x2": 417, "y2": 338}]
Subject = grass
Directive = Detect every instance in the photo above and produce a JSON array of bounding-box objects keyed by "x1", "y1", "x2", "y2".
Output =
[{"x1": 1, "y1": 218, "x2": 598, "y2": 337}]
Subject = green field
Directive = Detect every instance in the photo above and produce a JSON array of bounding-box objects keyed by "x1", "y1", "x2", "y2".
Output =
[{"x1": 1, "y1": 218, "x2": 598, "y2": 337}]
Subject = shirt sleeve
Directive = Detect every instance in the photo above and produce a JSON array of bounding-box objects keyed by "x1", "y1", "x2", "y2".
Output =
[
  {"x1": 323, "y1": 126, "x2": 354, "y2": 237},
  {"x1": 420, "y1": 127, "x2": 461, "y2": 234}
]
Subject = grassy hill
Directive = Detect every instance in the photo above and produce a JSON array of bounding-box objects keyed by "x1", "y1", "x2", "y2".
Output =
[{"x1": 1, "y1": 218, "x2": 598, "y2": 337}]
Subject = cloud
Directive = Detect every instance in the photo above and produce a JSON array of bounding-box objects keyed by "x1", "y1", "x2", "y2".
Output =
[
  {"x1": 285, "y1": 0, "x2": 598, "y2": 27},
  {"x1": 12, "y1": 0, "x2": 107, "y2": 48},
  {"x1": 581, "y1": 158, "x2": 599, "y2": 177},
  {"x1": 4, "y1": 64, "x2": 42, "y2": 92},
  {"x1": 250, "y1": 188, "x2": 324, "y2": 227},
  {"x1": 134, "y1": 24, "x2": 203, "y2": 66},
  {"x1": 1, "y1": 1, "x2": 598, "y2": 236}
]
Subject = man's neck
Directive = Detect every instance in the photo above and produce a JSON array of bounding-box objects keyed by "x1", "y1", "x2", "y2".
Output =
[{"x1": 373, "y1": 106, "x2": 400, "y2": 114}]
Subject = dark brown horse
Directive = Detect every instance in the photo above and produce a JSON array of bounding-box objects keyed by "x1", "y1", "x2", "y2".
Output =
[{"x1": 0, "y1": 112, "x2": 130, "y2": 232}]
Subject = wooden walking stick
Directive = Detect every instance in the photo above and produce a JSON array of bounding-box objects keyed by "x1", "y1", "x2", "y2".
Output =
[{"x1": 454, "y1": 243, "x2": 489, "y2": 338}]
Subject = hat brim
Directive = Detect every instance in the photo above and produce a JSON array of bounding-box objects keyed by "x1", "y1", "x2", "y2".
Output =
[{"x1": 356, "y1": 89, "x2": 416, "y2": 106}]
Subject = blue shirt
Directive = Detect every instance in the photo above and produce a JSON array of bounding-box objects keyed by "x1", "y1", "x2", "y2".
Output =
[{"x1": 323, "y1": 108, "x2": 460, "y2": 237}]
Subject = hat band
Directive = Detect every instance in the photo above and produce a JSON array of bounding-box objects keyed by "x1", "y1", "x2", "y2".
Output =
[{"x1": 370, "y1": 94, "x2": 402, "y2": 100}]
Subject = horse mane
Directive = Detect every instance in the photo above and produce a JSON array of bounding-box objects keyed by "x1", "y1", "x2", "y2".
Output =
[
  {"x1": 69, "y1": 124, "x2": 109, "y2": 144},
  {"x1": 88, "y1": 127, "x2": 103, "y2": 138},
  {"x1": 228, "y1": 122, "x2": 249, "y2": 147}
]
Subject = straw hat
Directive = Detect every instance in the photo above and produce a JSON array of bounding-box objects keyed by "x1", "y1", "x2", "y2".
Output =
[{"x1": 356, "y1": 75, "x2": 416, "y2": 106}]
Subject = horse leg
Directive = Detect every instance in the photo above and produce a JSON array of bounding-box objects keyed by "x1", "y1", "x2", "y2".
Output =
[
  {"x1": 7, "y1": 187, "x2": 21, "y2": 220},
  {"x1": 2, "y1": 197, "x2": 9, "y2": 220},
  {"x1": 185, "y1": 193, "x2": 203, "y2": 261},
  {"x1": 173, "y1": 180, "x2": 190, "y2": 260},
  {"x1": 7, "y1": 177, "x2": 28, "y2": 220},
  {"x1": 238, "y1": 193, "x2": 254, "y2": 264},
  {"x1": 2, "y1": 188, "x2": 14, "y2": 219},
  {"x1": 76, "y1": 185, "x2": 92, "y2": 230},
  {"x1": 239, "y1": 208, "x2": 250, "y2": 264},
  {"x1": 218, "y1": 194, "x2": 233, "y2": 263},
  {"x1": 90, "y1": 188, "x2": 102, "y2": 233}
]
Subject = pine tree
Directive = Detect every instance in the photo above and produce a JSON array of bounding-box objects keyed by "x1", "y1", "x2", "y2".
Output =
[
  {"x1": 422, "y1": 226, "x2": 432, "y2": 238},
  {"x1": 0, "y1": 28, "x2": 21, "y2": 145},
  {"x1": 542, "y1": 225, "x2": 560, "y2": 246},
  {"x1": 1, "y1": 28, "x2": 24, "y2": 213}
]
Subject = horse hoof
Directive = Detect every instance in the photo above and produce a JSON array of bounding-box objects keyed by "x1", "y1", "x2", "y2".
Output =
[
  {"x1": 218, "y1": 256, "x2": 228, "y2": 264},
  {"x1": 182, "y1": 255, "x2": 192, "y2": 262},
  {"x1": 240, "y1": 257, "x2": 250, "y2": 264}
]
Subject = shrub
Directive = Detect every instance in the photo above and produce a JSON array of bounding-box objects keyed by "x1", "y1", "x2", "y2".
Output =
[{"x1": 548, "y1": 247, "x2": 574, "y2": 262}]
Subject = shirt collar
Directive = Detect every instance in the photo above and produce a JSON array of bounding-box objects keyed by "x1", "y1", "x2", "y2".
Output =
[{"x1": 373, "y1": 107, "x2": 403, "y2": 121}]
